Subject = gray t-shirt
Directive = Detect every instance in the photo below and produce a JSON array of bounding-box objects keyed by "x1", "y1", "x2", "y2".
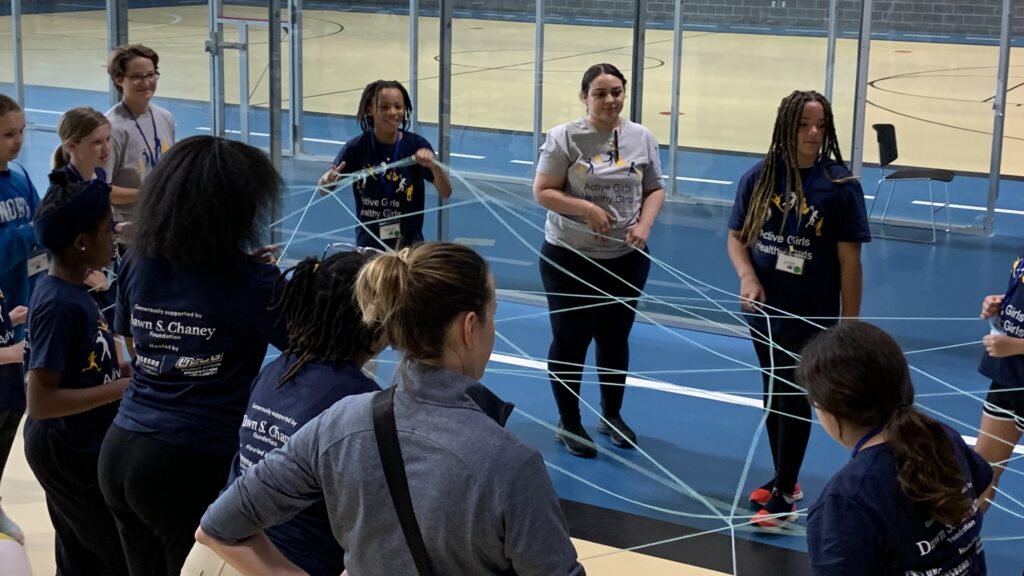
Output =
[
  {"x1": 104, "y1": 102, "x2": 176, "y2": 223},
  {"x1": 538, "y1": 117, "x2": 664, "y2": 259}
]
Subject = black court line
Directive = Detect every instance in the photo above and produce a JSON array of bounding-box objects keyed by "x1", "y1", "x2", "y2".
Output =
[
  {"x1": 983, "y1": 80, "x2": 1024, "y2": 103},
  {"x1": 561, "y1": 499, "x2": 811, "y2": 576},
  {"x1": 866, "y1": 98, "x2": 1024, "y2": 142}
]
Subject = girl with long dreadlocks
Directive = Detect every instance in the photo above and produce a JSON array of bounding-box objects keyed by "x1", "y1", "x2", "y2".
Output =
[
  {"x1": 182, "y1": 250, "x2": 384, "y2": 576},
  {"x1": 726, "y1": 90, "x2": 871, "y2": 528},
  {"x1": 318, "y1": 80, "x2": 452, "y2": 250}
]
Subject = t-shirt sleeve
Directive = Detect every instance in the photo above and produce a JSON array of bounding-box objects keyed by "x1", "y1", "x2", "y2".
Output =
[
  {"x1": 807, "y1": 494, "x2": 880, "y2": 576},
  {"x1": 27, "y1": 299, "x2": 76, "y2": 373},
  {"x1": 503, "y1": 450, "x2": 585, "y2": 576},
  {"x1": 835, "y1": 176, "x2": 872, "y2": 243},
  {"x1": 200, "y1": 411, "x2": 325, "y2": 544},
  {"x1": 113, "y1": 258, "x2": 132, "y2": 336},
  {"x1": 338, "y1": 140, "x2": 360, "y2": 175},
  {"x1": 536, "y1": 125, "x2": 572, "y2": 178},
  {"x1": 642, "y1": 130, "x2": 665, "y2": 192},
  {"x1": 958, "y1": 433, "x2": 994, "y2": 496},
  {"x1": 728, "y1": 166, "x2": 759, "y2": 232},
  {"x1": 251, "y1": 262, "x2": 289, "y2": 352},
  {"x1": 105, "y1": 122, "x2": 128, "y2": 183}
]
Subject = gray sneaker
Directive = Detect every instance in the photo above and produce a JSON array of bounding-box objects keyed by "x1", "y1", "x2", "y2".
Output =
[{"x1": 0, "y1": 506, "x2": 24, "y2": 544}]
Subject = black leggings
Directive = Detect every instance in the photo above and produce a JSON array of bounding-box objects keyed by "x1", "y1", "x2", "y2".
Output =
[
  {"x1": 98, "y1": 425, "x2": 234, "y2": 576},
  {"x1": 23, "y1": 420, "x2": 129, "y2": 576},
  {"x1": 752, "y1": 333, "x2": 815, "y2": 494},
  {"x1": 0, "y1": 409, "x2": 22, "y2": 486},
  {"x1": 539, "y1": 242, "x2": 651, "y2": 426}
]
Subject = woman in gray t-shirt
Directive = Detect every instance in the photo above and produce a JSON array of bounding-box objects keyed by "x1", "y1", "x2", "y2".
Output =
[{"x1": 533, "y1": 63, "x2": 665, "y2": 458}]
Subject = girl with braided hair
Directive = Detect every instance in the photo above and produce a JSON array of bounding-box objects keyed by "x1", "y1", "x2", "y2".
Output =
[
  {"x1": 726, "y1": 90, "x2": 870, "y2": 527},
  {"x1": 801, "y1": 322, "x2": 990, "y2": 575},
  {"x1": 318, "y1": 80, "x2": 452, "y2": 250},
  {"x1": 182, "y1": 250, "x2": 385, "y2": 576}
]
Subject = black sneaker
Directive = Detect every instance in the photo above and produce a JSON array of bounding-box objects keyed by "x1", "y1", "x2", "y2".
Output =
[
  {"x1": 555, "y1": 421, "x2": 598, "y2": 458},
  {"x1": 596, "y1": 415, "x2": 637, "y2": 449}
]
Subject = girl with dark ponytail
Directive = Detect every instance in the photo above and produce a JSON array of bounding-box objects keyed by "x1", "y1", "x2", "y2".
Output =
[{"x1": 800, "y1": 322, "x2": 991, "y2": 576}]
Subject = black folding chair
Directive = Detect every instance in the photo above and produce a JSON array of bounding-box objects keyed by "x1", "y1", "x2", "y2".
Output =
[{"x1": 868, "y1": 123, "x2": 954, "y2": 243}]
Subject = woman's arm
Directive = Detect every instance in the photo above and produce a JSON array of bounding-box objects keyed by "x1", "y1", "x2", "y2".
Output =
[
  {"x1": 195, "y1": 528, "x2": 309, "y2": 576},
  {"x1": 625, "y1": 188, "x2": 665, "y2": 250},
  {"x1": 727, "y1": 230, "x2": 765, "y2": 311}
]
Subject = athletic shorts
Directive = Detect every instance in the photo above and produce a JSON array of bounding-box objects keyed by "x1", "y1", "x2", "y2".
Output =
[{"x1": 983, "y1": 380, "x2": 1024, "y2": 432}]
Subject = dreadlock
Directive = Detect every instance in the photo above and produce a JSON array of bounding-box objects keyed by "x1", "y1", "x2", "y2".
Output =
[
  {"x1": 273, "y1": 251, "x2": 381, "y2": 386},
  {"x1": 356, "y1": 80, "x2": 414, "y2": 133},
  {"x1": 739, "y1": 90, "x2": 853, "y2": 247}
]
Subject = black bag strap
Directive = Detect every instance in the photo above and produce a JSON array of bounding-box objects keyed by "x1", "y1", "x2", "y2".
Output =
[{"x1": 373, "y1": 387, "x2": 431, "y2": 576}]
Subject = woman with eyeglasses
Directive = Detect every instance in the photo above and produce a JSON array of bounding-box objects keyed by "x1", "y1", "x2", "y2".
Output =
[{"x1": 104, "y1": 44, "x2": 176, "y2": 229}]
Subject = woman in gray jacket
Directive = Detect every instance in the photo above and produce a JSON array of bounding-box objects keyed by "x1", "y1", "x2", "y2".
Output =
[{"x1": 196, "y1": 242, "x2": 585, "y2": 576}]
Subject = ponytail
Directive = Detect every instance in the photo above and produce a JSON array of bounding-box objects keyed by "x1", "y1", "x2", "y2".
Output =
[
  {"x1": 885, "y1": 407, "x2": 972, "y2": 526},
  {"x1": 799, "y1": 322, "x2": 973, "y2": 527},
  {"x1": 52, "y1": 144, "x2": 69, "y2": 170},
  {"x1": 355, "y1": 242, "x2": 490, "y2": 361}
]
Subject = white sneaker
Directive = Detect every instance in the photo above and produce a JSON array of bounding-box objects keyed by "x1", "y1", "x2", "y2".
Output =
[{"x1": 0, "y1": 507, "x2": 24, "y2": 545}]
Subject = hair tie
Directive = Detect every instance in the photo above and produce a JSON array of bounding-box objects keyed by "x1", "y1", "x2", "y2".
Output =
[{"x1": 313, "y1": 262, "x2": 320, "y2": 273}]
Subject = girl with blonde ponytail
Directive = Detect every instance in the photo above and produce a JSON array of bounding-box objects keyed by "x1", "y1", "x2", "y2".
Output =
[{"x1": 800, "y1": 322, "x2": 991, "y2": 576}]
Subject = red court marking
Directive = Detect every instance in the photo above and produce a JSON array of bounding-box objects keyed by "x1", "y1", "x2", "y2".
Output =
[{"x1": 659, "y1": 111, "x2": 685, "y2": 116}]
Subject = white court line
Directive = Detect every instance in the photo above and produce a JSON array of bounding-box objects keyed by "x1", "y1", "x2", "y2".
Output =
[
  {"x1": 911, "y1": 200, "x2": 1024, "y2": 216},
  {"x1": 677, "y1": 176, "x2": 732, "y2": 185},
  {"x1": 25, "y1": 108, "x2": 62, "y2": 116},
  {"x1": 905, "y1": 33, "x2": 951, "y2": 39},
  {"x1": 487, "y1": 257, "x2": 532, "y2": 266},
  {"x1": 685, "y1": 23, "x2": 718, "y2": 29},
  {"x1": 452, "y1": 152, "x2": 486, "y2": 159},
  {"x1": 489, "y1": 352, "x2": 1024, "y2": 455},
  {"x1": 510, "y1": 160, "x2": 534, "y2": 165},
  {"x1": 304, "y1": 137, "x2": 346, "y2": 145},
  {"x1": 967, "y1": 37, "x2": 997, "y2": 42},
  {"x1": 196, "y1": 127, "x2": 345, "y2": 146},
  {"x1": 454, "y1": 237, "x2": 497, "y2": 246},
  {"x1": 784, "y1": 29, "x2": 817, "y2": 33},
  {"x1": 730, "y1": 26, "x2": 771, "y2": 31},
  {"x1": 576, "y1": 18, "x2": 612, "y2": 23},
  {"x1": 647, "y1": 279, "x2": 706, "y2": 292}
]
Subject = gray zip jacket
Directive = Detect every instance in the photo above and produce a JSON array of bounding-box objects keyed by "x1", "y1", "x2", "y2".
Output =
[{"x1": 201, "y1": 360, "x2": 585, "y2": 576}]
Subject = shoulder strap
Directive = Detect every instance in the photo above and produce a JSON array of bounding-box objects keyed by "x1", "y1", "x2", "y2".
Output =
[{"x1": 372, "y1": 387, "x2": 432, "y2": 576}]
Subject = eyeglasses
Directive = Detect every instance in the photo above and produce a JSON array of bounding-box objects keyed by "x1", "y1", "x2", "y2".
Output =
[
  {"x1": 126, "y1": 72, "x2": 160, "y2": 83},
  {"x1": 321, "y1": 242, "x2": 386, "y2": 260}
]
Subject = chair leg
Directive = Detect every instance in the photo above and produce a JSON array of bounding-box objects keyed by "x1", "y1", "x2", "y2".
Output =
[
  {"x1": 927, "y1": 181, "x2": 936, "y2": 243},
  {"x1": 881, "y1": 180, "x2": 896, "y2": 227},
  {"x1": 944, "y1": 182, "x2": 951, "y2": 232}
]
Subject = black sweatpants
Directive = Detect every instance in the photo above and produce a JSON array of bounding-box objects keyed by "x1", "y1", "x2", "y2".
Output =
[
  {"x1": 752, "y1": 332, "x2": 816, "y2": 495},
  {"x1": 98, "y1": 425, "x2": 235, "y2": 576},
  {"x1": 23, "y1": 419, "x2": 129, "y2": 576},
  {"x1": 0, "y1": 409, "x2": 23, "y2": 486},
  {"x1": 539, "y1": 242, "x2": 651, "y2": 426}
]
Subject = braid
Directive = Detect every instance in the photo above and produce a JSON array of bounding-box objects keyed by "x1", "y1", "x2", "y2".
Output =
[
  {"x1": 739, "y1": 90, "x2": 854, "y2": 247},
  {"x1": 357, "y1": 80, "x2": 381, "y2": 133},
  {"x1": 272, "y1": 252, "x2": 379, "y2": 386}
]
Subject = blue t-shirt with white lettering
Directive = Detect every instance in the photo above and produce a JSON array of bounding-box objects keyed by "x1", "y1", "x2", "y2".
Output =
[
  {"x1": 728, "y1": 160, "x2": 871, "y2": 340},
  {"x1": 978, "y1": 247, "x2": 1024, "y2": 386},
  {"x1": 0, "y1": 162, "x2": 39, "y2": 342},
  {"x1": 113, "y1": 255, "x2": 288, "y2": 455},
  {"x1": 333, "y1": 131, "x2": 436, "y2": 250},
  {"x1": 0, "y1": 287, "x2": 24, "y2": 413},
  {"x1": 807, "y1": 425, "x2": 991, "y2": 576},
  {"x1": 227, "y1": 355, "x2": 379, "y2": 576},
  {"x1": 25, "y1": 274, "x2": 121, "y2": 452}
]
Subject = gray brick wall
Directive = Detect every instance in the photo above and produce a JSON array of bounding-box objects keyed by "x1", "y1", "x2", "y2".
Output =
[{"x1": 356, "y1": 0, "x2": 1024, "y2": 38}]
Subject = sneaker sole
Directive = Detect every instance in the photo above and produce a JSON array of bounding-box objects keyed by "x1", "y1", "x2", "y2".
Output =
[
  {"x1": 752, "y1": 511, "x2": 798, "y2": 531},
  {"x1": 554, "y1": 433, "x2": 598, "y2": 458},
  {"x1": 749, "y1": 487, "x2": 804, "y2": 507},
  {"x1": 595, "y1": 423, "x2": 637, "y2": 449}
]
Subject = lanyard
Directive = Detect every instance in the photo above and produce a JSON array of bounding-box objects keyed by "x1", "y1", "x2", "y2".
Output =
[
  {"x1": 373, "y1": 132, "x2": 402, "y2": 201},
  {"x1": 122, "y1": 101, "x2": 161, "y2": 169},
  {"x1": 850, "y1": 426, "x2": 884, "y2": 459},
  {"x1": 780, "y1": 160, "x2": 822, "y2": 240}
]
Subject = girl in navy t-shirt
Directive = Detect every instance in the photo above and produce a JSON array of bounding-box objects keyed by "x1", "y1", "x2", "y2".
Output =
[
  {"x1": 185, "y1": 250, "x2": 384, "y2": 576},
  {"x1": 801, "y1": 322, "x2": 991, "y2": 576},
  {"x1": 975, "y1": 249, "x2": 1024, "y2": 513},
  {"x1": 97, "y1": 136, "x2": 288, "y2": 576},
  {"x1": 727, "y1": 90, "x2": 871, "y2": 527},
  {"x1": 24, "y1": 170, "x2": 128, "y2": 574},
  {"x1": 317, "y1": 80, "x2": 452, "y2": 250}
]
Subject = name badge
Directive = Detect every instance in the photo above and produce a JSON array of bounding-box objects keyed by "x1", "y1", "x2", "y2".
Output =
[
  {"x1": 27, "y1": 249, "x2": 51, "y2": 277},
  {"x1": 776, "y1": 251, "x2": 805, "y2": 275},
  {"x1": 989, "y1": 317, "x2": 1005, "y2": 336},
  {"x1": 379, "y1": 222, "x2": 401, "y2": 240}
]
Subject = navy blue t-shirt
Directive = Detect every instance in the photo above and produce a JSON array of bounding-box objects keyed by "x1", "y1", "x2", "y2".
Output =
[
  {"x1": 333, "y1": 131, "x2": 436, "y2": 249},
  {"x1": 0, "y1": 287, "x2": 25, "y2": 413},
  {"x1": 113, "y1": 255, "x2": 288, "y2": 455},
  {"x1": 25, "y1": 274, "x2": 121, "y2": 452},
  {"x1": 728, "y1": 160, "x2": 871, "y2": 340},
  {"x1": 979, "y1": 248, "x2": 1024, "y2": 386},
  {"x1": 227, "y1": 355, "x2": 379, "y2": 576},
  {"x1": 807, "y1": 425, "x2": 992, "y2": 576}
]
